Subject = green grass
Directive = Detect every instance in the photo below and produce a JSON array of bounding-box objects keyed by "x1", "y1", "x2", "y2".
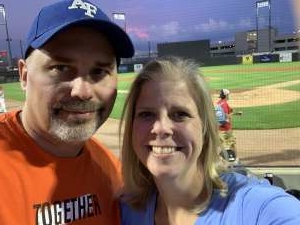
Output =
[
  {"x1": 233, "y1": 100, "x2": 300, "y2": 129},
  {"x1": 283, "y1": 83, "x2": 300, "y2": 91},
  {"x1": 118, "y1": 72, "x2": 136, "y2": 90},
  {"x1": 109, "y1": 92, "x2": 127, "y2": 118},
  {"x1": 2, "y1": 61, "x2": 300, "y2": 130},
  {"x1": 2, "y1": 82, "x2": 25, "y2": 101},
  {"x1": 201, "y1": 62, "x2": 300, "y2": 90}
]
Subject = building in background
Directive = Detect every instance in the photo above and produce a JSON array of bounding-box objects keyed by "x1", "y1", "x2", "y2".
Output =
[{"x1": 210, "y1": 27, "x2": 300, "y2": 58}]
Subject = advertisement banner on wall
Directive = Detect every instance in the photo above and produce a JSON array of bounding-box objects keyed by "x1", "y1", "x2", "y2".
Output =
[
  {"x1": 0, "y1": 50, "x2": 8, "y2": 66},
  {"x1": 242, "y1": 55, "x2": 253, "y2": 64},
  {"x1": 134, "y1": 64, "x2": 143, "y2": 72},
  {"x1": 259, "y1": 54, "x2": 272, "y2": 63},
  {"x1": 279, "y1": 52, "x2": 292, "y2": 62},
  {"x1": 118, "y1": 65, "x2": 128, "y2": 73}
]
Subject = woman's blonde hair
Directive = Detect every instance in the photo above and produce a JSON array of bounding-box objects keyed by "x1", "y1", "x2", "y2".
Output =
[{"x1": 119, "y1": 56, "x2": 227, "y2": 211}]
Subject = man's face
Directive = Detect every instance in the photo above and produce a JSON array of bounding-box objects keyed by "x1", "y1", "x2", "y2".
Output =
[{"x1": 19, "y1": 26, "x2": 118, "y2": 143}]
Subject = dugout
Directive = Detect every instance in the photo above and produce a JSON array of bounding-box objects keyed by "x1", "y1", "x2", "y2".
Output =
[{"x1": 0, "y1": 70, "x2": 19, "y2": 83}]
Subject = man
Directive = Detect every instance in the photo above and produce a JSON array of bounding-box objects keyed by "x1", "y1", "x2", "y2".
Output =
[
  {"x1": 0, "y1": 0, "x2": 134, "y2": 224},
  {"x1": 217, "y1": 89, "x2": 237, "y2": 162}
]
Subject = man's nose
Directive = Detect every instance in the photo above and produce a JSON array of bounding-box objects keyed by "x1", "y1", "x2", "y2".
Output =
[{"x1": 71, "y1": 77, "x2": 93, "y2": 100}]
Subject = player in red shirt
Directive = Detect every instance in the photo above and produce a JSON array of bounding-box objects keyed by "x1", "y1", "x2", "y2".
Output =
[{"x1": 217, "y1": 89, "x2": 237, "y2": 162}]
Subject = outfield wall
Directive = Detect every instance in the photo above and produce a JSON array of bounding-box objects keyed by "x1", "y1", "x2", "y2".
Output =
[
  {"x1": 1, "y1": 52, "x2": 299, "y2": 76},
  {"x1": 206, "y1": 56, "x2": 241, "y2": 66},
  {"x1": 157, "y1": 40, "x2": 211, "y2": 65}
]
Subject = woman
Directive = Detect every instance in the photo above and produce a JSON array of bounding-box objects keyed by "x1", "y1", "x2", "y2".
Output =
[{"x1": 119, "y1": 57, "x2": 300, "y2": 225}]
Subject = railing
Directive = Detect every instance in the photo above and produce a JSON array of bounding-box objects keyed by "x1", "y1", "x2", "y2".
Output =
[{"x1": 0, "y1": 70, "x2": 19, "y2": 83}]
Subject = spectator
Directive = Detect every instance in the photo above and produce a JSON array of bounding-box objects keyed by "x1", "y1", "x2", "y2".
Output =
[
  {"x1": 0, "y1": 85, "x2": 7, "y2": 113},
  {"x1": 119, "y1": 57, "x2": 300, "y2": 225},
  {"x1": 0, "y1": 0, "x2": 134, "y2": 224}
]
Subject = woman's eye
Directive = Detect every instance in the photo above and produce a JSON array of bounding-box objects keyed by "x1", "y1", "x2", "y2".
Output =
[{"x1": 172, "y1": 111, "x2": 191, "y2": 122}]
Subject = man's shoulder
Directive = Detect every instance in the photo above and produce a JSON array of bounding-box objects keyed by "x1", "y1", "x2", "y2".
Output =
[
  {"x1": 85, "y1": 137, "x2": 121, "y2": 169},
  {"x1": 0, "y1": 110, "x2": 20, "y2": 133},
  {"x1": 86, "y1": 137, "x2": 116, "y2": 156},
  {"x1": 0, "y1": 110, "x2": 14, "y2": 121},
  {"x1": 85, "y1": 137, "x2": 122, "y2": 189}
]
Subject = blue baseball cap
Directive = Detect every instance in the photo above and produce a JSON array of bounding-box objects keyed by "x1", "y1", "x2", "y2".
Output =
[{"x1": 24, "y1": 0, "x2": 134, "y2": 59}]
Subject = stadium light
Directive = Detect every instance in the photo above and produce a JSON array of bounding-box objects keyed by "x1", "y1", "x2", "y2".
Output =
[
  {"x1": 112, "y1": 12, "x2": 126, "y2": 32},
  {"x1": 257, "y1": 0, "x2": 270, "y2": 9},
  {"x1": 0, "y1": 4, "x2": 12, "y2": 69}
]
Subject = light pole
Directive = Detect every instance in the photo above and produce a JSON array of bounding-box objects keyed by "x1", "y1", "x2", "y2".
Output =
[
  {"x1": 112, "y1": 12, "x2": 128, "y2": 65},
  {"x1": 0, "y1": 4, "x2": 12, "y2": 69},
  {"x1": 256, "y1": 0, "x2": 271, "y2": 52},
  {"x1": 19, "y1": 39, "x2": 24, "y2": 58}
]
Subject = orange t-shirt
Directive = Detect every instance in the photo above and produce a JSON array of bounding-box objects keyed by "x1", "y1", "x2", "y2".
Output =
[{"x1": 0, "y1": 110, "x2": 122, "y2": 225}]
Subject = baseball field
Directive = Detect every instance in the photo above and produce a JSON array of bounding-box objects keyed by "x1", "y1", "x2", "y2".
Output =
[{"x1": 2, "y1": 61, "x2": 300, "y2": 167}]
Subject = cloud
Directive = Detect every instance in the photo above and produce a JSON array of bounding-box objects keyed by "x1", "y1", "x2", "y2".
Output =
[
  {"x1": 127, "y1": 27, "x2": 149, "y2": 40},
  {"x1": 195, "y1": 18, "x2": 234, "y2": 32},
  {"x1": 194, "y1": 17, "x2": 254, "y2": 33},
  {"x1": 149, "y1": 21, "x2": 180, "y2": 37},
  {"x1": 238, "y1": 18, "x2": 254, "y2": 29},
  {"x1": 128, "y1": 17, "x2": 255, "y2": 42},
  {"x1": 160, "y1": 21, "x2": 181, "y2": 36},
  {"x1": 128, "y1": 21, "x2": 181, "y2": 42}
]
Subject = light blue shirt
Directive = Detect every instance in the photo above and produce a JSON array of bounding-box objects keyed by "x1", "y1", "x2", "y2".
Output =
[{"x1": 121, "y1": 172, "x2": 300, "y2": 225}]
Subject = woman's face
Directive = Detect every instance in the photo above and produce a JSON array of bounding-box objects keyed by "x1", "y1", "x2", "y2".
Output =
[{"x1": 132, "y1": 78, "x2": 204, "y2": 181}]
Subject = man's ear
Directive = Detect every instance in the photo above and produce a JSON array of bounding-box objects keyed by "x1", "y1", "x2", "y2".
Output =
[{"x1": 18, "y1": 59, "x2": 28, "y2": 91}]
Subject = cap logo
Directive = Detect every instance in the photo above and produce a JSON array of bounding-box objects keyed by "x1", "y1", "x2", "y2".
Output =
[{"x1": 68, "y1": 0, "x2": 97, "y2": 18}]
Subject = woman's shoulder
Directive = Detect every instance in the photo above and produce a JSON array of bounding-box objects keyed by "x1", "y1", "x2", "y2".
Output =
[
  {"x1": 221, "y1": 171, "x2": 268, "y2": 188},
  {"x1": 220, "y1": 171, "x2": 286, "y2": 198},
  {"x1": 204, "y1": 171, "x2": 300, "y2": 224}
]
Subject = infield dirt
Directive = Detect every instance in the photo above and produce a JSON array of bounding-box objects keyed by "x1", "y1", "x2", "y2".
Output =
[{"x1": 5, "y1": 80, "x2": 300, "y2": 167}]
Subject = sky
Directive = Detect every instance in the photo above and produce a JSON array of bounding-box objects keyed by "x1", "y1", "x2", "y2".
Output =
[{"x1": 0, "y1": 0, "x2": 297, "y2": 57}]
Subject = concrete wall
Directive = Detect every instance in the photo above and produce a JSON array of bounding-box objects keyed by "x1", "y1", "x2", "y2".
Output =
[{"x1": 246, "y1": 167, "x2": 300, "y2": 191}]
